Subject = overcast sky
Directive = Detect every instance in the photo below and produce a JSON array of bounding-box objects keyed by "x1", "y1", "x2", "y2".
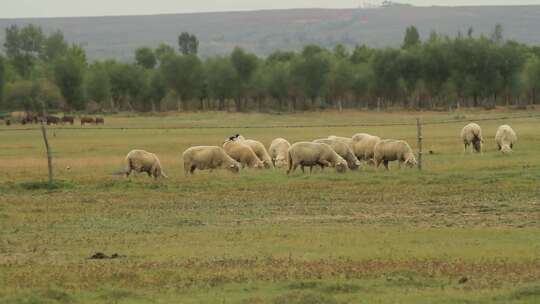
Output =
[{"x1": 2, "y1": 0, "x2": 540, "y2": 18}]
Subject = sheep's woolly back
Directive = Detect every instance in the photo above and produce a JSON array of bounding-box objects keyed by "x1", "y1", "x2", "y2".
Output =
[
  {"x1": 461, "y1": 123, "x2": 483, "y2": 142},
  {"x1": 495, "y1": 125, "x2": 517, "y2": 154}
]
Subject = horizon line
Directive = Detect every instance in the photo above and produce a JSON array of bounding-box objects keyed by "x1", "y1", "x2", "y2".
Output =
[{"x1": 1, "y1": 4, "x2": 539, "y2": 20}]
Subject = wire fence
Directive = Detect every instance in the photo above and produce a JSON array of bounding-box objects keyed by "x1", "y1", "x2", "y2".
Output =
[{"x1": 1, "y1": 112, "x2": 539, "y2": 132}]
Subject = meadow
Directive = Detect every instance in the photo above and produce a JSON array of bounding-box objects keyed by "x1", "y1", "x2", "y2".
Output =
[{"x1": 0, "y1": 109, "x2": 539, "y2": 304}]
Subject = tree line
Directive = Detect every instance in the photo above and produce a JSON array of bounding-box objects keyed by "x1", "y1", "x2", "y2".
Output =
[{"x1": 1, "y1": 24, "x2": 540, "y2": 114}]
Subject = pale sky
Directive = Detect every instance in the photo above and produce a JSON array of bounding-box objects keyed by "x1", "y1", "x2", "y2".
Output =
[{"x1": 1, "y1": 0, "x2": 539, "y2": 18}]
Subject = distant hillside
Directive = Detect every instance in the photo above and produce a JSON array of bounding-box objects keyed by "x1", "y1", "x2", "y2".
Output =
[{"x1": 1, "y1": 6, "x2": 540, "y2": 61}]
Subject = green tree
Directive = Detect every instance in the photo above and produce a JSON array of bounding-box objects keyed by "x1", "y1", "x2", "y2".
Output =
[
  {"x1": 351, "y1": 44, "x2": 374, "y2": 64},
  {"x1": 291, "y1": 45, "x2": 330, "y2": 109},
  {"x1": 135, "y1": 47, "x2": 157, "y2": 69},
  {"x1": 54, "y1": 51, "x2": 86, "y2": 110},
  {"x1": 491, "y1": 24, "x2": 504, "y2": 44},
  {"x1": 178, "y1": 32, "x2": 199, "y2": 55},
  {"x1": 205, "y1": 56, "x2": 238, "y2": 111},
  {"x1": 107, "y1": 62, "x2": 146, "y2": 110},
  {"x1": 147, "y1": 71, "x2": 166, "y2": 111},
  {"x1": 41, "y1": 30, "x2": 68, "y2": 62},
  {"x1": 230, "y1": 47, "x2": 258, "y2": 111},
  {"x1": 3, "y1": 79, "x2": 62, "y2": 111},
  {"x1": 155, "y1": 44, "x2": 175, "y2": 63},
  {"x1": 265, "y1": 61, "x2": 290, "y2": 111},
  {"x1": 160, "y1": 54, "x2": 203, "y2": 111},
  {"x1": 0, "y1": 56, "x2": 5, "y2": 106},
  {"x1": 3, "y1": 24, "x2": 45, "y2": 78},
  {"x1": 524, "y1": 56, "x2": 540, "y2": 104},
  {"x1": 86, "y1": 62, "x2": 111, "y2": 106},
  {"x1": 326, "y1": 55, "x2": 354, "y2": 111},
  {"x1": 402, "y1": 26, "x2": 421, "y2": 49}
]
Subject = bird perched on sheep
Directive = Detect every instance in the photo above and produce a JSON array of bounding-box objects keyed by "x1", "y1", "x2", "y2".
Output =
[
  {"x1": 122, "y1": 149, "x2": 167, "y2": 179},
  {"x1": 182, "y1": 146, "x2": 241, "y2": 176},
  {"x1": 495, "y1": 125, "x2": 517, "y2": 154},
  {"x1": 351, "y1": 133, "x2": 381, "y2": 164},
  {"x1": 461, "y1": 123, "x2": 484, "y2": 153},
  {"x1": 269, "y1": 138, "x2": 291, "y2": 168},
  {"x1": 287, "y1": 142, "x2": 348, "y2": 174},
  {"x1": 313, "y1": 138, "x2": 360, "y2": 170},
  {"x1": 223, "y1": 140, "x2": 265, "y2": 169},
  {"x1": 373, "y1": 139, "x2": 417, "y2": 170},
  {"x1": 237, "y1": 138, "x2": 273, "y2": 168}
]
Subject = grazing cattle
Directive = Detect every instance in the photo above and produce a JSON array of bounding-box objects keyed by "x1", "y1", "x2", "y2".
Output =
[
  {"x1": 461, "y1": 123, "x2": 483, "y2": 153},
  {"x1": 495, "y1": 125, "x2": 517, "y2": 154},
  {"x1": 46, "y1": 116, "x2": 61, "y2": 125},
  {"x1": 61, "y1": 116, "x2": 75, "y2": 125},
  {"x1": 269, "y1": 138, "x2": 291, "y2": 168},
  {"x1": 223, "y1": 140, "x2": 265, "y2": 169},
  {"x1": 287, "y1": 142, "x2": 348, "y2": 174},
  {"x1": 95, "y1": 117, "x2": 105, "y2": 125},
  {"x1": 182, "y1": 146, "x2": 241, "y2": 176},
  {"x1": 123, "y1": 149, "x2": 167, "y2": 179},
  {"x1": 313, "y1": 138, "x2": 360, "y2": 170},
  {"x1": 81, "y1": 117, "x2": 95, "y2": 126},
  {"x1": 373, "y1": 139, "x2": 417, "y2": 170}
]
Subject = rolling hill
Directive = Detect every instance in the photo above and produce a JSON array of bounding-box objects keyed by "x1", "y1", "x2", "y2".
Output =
[{"x1": 1, "y1": 5, "x2": 539, "y2": 61}]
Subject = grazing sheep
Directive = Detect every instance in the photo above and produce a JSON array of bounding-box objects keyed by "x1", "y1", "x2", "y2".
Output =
[
  {"x1": 287, "y1": 142, "x2": 348, "y2": 174},
  {"x1": 351, "y1": 133, "x2": 381, "y2": 163},
  {"x1": 373, "y1": 139, "x2": 417, "y2": 170},
  {"x1": 182, "y1": 146, "x2": 240, "y2": 175},
  {"x1": 313, "y1": 138, "x2": 360, "y2": 170},
  {"x1": 328, "y1": 135, "x2": 354, "y2": 147},
  {"x1": 461, "y1": 123, "x2": 483, "y2": 153},
  {"x1": 223, "y1": 140, "x2": 265, "y2": 169},
  {"x1": 495, "y1": 125, "x2": 517, "y2": 154},
  {"x1": 269, "y1": 138, "x2": 291, "y2": 168},
  {"x1": 124, "y1": 149, "x2": 167, "y2": 179},
  {"x1": 241, "y1": 139, "x2": 273, "y2": 168}
]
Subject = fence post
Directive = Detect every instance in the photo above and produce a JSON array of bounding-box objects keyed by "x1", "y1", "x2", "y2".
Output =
[
  {"x1": 416, "y1": 118, "x2": 423, "y2": 171},
  {"x1": 40, "y1": 117, "x2": 54, "y2": 185}
]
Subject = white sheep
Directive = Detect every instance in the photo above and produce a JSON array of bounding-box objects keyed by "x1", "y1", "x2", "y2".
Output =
[
  {"x1": 495, "y1": 125, "x2": 517, "y2": 154},
  {"x1": 461, "y1": 123, "x2": 484, "y2": 153}
]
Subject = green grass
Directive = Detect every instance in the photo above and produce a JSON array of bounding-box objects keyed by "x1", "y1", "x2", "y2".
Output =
[{"x1": 0, "y1": 109, "x2": 539, "y2": 303}]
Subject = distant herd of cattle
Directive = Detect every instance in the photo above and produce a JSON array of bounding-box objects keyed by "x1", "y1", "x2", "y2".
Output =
[
  {"x1": 120, "y1": 122, "x2": 517, "y2": 179},
  {"x1": 2, "y1": 112, "x2": 105, "y2": 126}
]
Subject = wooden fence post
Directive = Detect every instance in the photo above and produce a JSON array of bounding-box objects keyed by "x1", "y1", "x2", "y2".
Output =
[
  {"x1": 41, "y1": 118, "x2": 54, "y2": 185},
  {"x1": 416, "y1": 118, "x2": 423, "y2": 171}
]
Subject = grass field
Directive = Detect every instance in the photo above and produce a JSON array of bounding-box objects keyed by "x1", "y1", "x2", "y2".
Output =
[{"x1": 0, "y1": 109, "x2": 539, "y2": 303}]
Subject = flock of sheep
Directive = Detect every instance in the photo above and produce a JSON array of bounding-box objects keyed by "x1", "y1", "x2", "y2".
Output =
[{"x1": 121, "y1": 122, "x2": 517, "y2": 179}]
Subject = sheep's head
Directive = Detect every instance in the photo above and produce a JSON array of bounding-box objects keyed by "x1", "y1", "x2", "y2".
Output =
[
  {"x1": 501, "y1": 145, "x2": 512, "y2": 155},
  {"x1": 348, "y1": 158, "x2": 361, "y2": 170},
  {"x1": 275, "y1": 157, "x2": 288, "y2": 168},
  {"x1": 335, "y1": 160, "x2": 348, "y2": 173},
  {"x1": 473, "y1": 140, "x2": 482, "y2": 153},
  {"x1": 255, "y1": 160, "x2": 265, "y2": 169},
  {"x1": 404, "y1": 156, "x2": 418, "y2": 168},
  {"x1": 228, "y1": 162, "x2": 240, "y2": 173},
  {"x1": 263, "y1": 161, "x2": 272, "y2": 169},
  {"x1": 153, "y1": 166, "x2": 167, "y2": 179}
]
